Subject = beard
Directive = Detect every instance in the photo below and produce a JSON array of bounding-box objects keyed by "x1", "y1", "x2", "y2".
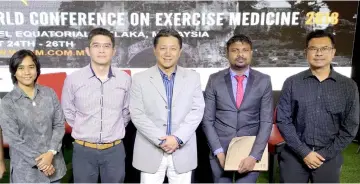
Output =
[{"x1": 232, "y1": 56, "x2": 249, "y2": 69}]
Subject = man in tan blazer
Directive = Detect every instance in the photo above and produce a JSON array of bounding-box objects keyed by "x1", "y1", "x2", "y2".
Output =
[{"x1": 129, "y1": 28, "x2": 205, "y2": 184}]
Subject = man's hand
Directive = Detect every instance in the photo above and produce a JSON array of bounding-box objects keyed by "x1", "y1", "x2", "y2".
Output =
[
  {"x1": 35, "y1": 152, "x2": 54, "y2": 170},
  {"x1": 238, "y1": 156, "x2": 257, "y2": 174},
  {"x1": 42, "y1": 164, "x2": 55, "y2": 176},
  {"x1": 0, "y1": 160, "x2": 6, "y2": 179},
  {"x1": 159, "y1": 136, "x2": 179, "y2": 154},
  {"x1": 216, "y1": 152, "x2": 226, "y2": 169},
  {"x1": 303, "y1": 151, "x2": 325, "y2": 169}
]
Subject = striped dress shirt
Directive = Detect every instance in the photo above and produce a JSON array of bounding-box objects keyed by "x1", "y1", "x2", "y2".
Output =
[
  {"x1": 61, "y1": 65, "x2": 131, "y2": 143},
  {"x1": 158, "y1": 68, "x2": 183, "y2": 144}
]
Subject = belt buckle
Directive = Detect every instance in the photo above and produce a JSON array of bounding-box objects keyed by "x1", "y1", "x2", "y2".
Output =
[{"x1": 96, "y1": 143, "x2": 103, "y2": 149}]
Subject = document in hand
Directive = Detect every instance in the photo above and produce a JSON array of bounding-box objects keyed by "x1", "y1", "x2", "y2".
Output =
[{"x1": 224, "y1": 136, "x2": 268, "y2": 171}]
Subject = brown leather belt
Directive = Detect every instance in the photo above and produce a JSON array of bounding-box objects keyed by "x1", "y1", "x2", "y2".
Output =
[{"x1": 75, "y1": 139, "x2": 121, "y2": 150}]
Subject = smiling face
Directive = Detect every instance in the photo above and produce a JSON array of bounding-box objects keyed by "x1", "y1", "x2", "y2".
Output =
[
  {"x1": 86, "y1": 35, "x2": 116, "y2": 66},
  {"x1": 306, "y1": 37, "x2": 336, "y2": 69},
  {"x1": 154, "y1": 36, "x2": 182, "y2": 71},
  {"x1": 15, "y1": 56, "x2": 37, "y2": 88}
]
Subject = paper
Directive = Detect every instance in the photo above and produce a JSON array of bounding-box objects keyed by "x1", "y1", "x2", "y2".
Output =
[{"x1": 224, "y1": 136, "x2": 268, "y2": 171}]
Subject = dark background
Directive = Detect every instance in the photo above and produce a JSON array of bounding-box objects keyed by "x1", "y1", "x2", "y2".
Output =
[
  {"x1": 351, "y1": 3, "x2": 360, "y2": 143},
  {"x1": 0, "y1": 1, "x2": 357, "y2": 68}
]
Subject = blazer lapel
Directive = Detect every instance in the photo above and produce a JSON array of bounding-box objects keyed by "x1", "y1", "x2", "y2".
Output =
[
  {"x1": 172, "y1": 66, "x2": 186, "y2": 103},
  {"x1": 149, "y1": 66, "x2": 167, "y2": 102},
  {"x1": 224, "y1": 70, "x2": 237, "y2": 109}
]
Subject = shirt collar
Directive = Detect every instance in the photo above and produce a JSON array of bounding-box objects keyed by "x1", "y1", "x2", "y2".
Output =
[
  {"x1": 88, "y1": 64, "x2": 115, "y2": 79},
  {"x1": 229, "y1": 67, "x2": 250, "y2": 78},
  {"x1": 158, "y1": 66, "x2": 177, "y2": 79},
  {"x1": 12, "y1": 84, "x2": 40, "y2": 101},
  {"x1": 303, "y1": 65, "x2": 338, "y2": 81}
]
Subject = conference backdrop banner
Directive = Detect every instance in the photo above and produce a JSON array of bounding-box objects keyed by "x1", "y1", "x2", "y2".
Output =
[{"x1": 0, "y1": 0, "x2": 358, "y2": 92}]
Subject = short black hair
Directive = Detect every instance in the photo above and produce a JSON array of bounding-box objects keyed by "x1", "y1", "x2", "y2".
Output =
[
  {"x1": 226, "y1": 34, "x2": 253, "y2": 52},
  {"x1": 88, "y1": 27, "x2": 115, "y2": 47},
  {"x1": 153, "y1": 28, "x2": 182, "y2": 49},
  {"x1": 9, "y1": 49, "x2": 41, "y2": 84},
  {"x1": 306, "y1": 30, "x2": 335, "y2": 48}
]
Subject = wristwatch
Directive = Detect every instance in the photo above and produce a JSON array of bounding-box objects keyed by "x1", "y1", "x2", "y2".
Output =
[{"x1": 48, "y1": 149, "x2": 57, "y2": 155}]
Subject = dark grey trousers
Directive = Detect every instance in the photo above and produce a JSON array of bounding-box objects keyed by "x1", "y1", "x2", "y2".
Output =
[
  {"x1": 279, "y1": 146, "x2": 343, "y2": 183},
  {"x1": 209, "y1": 156, "x2": 260, "y2": 183},
  {"x1": 72, "y1": 141, "x2": 126, "y2": 183}
]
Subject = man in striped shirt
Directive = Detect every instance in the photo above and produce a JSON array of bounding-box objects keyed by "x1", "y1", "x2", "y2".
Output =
[{"x1": 61, "y1": 28, "x2": 131, "y2": 183}]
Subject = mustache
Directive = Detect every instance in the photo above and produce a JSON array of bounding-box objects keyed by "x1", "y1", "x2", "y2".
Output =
[{"x1": 235, "y1": 56, "x2": 246, "y2": 60}]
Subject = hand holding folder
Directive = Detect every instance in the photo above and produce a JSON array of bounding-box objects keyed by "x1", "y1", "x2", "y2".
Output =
[{"x1": 224, "y1": 136, "x2": 268, "y2": 171}]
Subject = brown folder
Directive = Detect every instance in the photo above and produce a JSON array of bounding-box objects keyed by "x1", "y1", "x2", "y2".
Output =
[{"x1": 224, "y1": 136, "x2": 268, "y2": 171}]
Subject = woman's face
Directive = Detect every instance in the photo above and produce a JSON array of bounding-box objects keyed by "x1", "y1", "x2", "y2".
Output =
[{"x1": 15, "y1": 56, "x2": 37, "y2": 87}]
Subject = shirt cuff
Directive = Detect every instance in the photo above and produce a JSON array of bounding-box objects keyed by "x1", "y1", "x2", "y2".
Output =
[
  {"x1": 214, "y1": 147, "x2": 224, "y2": 156},
  {"x1": 174, "y1": 136, "x2": 183, "y2": 145},
  {"x1": 159, "y1": 140, "x2": 165, "y2": 146},
  {"x1": 297, "y1": 144, "x2": 313, "y2": 159},
  {"x1": 316, "y1": 149, "x2": 328, "y2": 160},
  {"x1": 250, "y1": 155, "x2": 259, "y2": 161}
]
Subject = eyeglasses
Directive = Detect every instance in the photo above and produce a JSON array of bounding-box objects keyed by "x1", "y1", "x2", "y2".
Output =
[
  {"x1": 90, "y1": 43, "x2": 113, "y2": 49},
  {"x1": 306, "y1": 46, "x2": 333, "y2": 54}
]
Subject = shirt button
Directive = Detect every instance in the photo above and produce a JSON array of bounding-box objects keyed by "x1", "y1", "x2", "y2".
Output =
[
  {"x1": 163, "y1": 124, "x2": 167, "y2": 126},
  {"x1": 318, "y1": 96, "x2": 320, "y2": 99},
  {"x1": 165, "y1": 106, "x2": 168, "y2": 109},
  {"x1": 41, "y1": 135, "x2": 45, "y2": 137}
]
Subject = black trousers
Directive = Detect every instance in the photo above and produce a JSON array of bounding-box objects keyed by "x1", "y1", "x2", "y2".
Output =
[
  {"x1": 72, "y1": 141, "x2": 126, "y2": 183},
  {"x1": 209, "y1": 155, "x2": 259, "y2": 183},
  {"x1": 279, "y1": 146, "x2": 343, "y2": 183}
]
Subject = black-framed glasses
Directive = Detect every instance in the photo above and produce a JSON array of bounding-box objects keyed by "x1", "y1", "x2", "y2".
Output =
[{"x1": 306, "y1": 46, "x2": 333, "y2": 54}]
